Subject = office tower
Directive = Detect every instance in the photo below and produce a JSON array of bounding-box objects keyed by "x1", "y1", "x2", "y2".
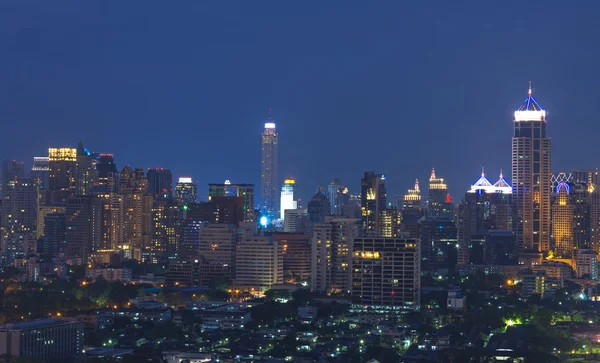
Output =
[
  {"x1": 150, "y1": 201, "x2": 182, "y2": 260},
  {"x1": 175, "y1": 177, "x2": 197, "y2": 204},
  {"x1": 311, "y1": 217, "x2": 361, "y2": 293},
  {"x1": 351, "y1": 237, "x2": 420, "y2": 313},
  {"x1": 65, "y1": 195, "x2": 104, "y2": 262},
  {"x1": 361, "y1": 171, "x2": 387, "y2": 235},
  {"x1": 236, "y1": 237, "x2": 283, "y2": 290},
  {"x1": 37, "y1": 205, "x2": 66, "y2": 239},
  {"x1": 342, "y1": 192, "x2": 361, "y2": 219},
  {"x1": 378, "y1": 208, "x2": 401, "y2": 237},
  {"x1": 75, "y1": 141, "x2": 95, "y2": 196},
  {"x1": 261, "y1": 120, "x2": 279, "y2": 216},
  {"x1": 400, "y1": 179, "x2": 424, "y2": 238},
  {"x1": 1, "y1": 178, "x2": 38, "y2": 261},
  {"x1": 328, "y1": 179, "x2": 344, "y2": 215},
  {"x1": 280, "y1": 178, "x2": 297, "y2": 220},
  {"x1": 198, "y1": 224, "x2": 238, "y2": 277},
  {"x1": 30, "y1": 157, "x2": 50, "y2": 191},
  {"x1": 468, "y1": 231, "x2": 517, "y2": 266},
  {"x1": 456, "y1": 170, "x2": 513, "y2": 264},
  {"x1": 552, "y1": 182, "x2": 574, "y2": 258},
  {"x1": 119, "y1": 166, "x2": 152, "y2": 249},
  {"x1": 284, "y1": 208, "x2": 308, "y2": 232},
  {"x1": 570, "y1": 182, "x2": 591, "y2": 251},
  {"x1": 307, "y1": 190, "x2": 331, "y2": 224},
  {"x1": 96, "y1": 154, "x2": 118, "y2": 192},
  {"x1": 427, "y1": 168, "x2": 450, "y2": 218},
  {"x1": 89, "y1": 186, "x2": 124, "y2": 251},
  {"x1": 572, "y1": 170, "x2": 600, "y2": 251},
  {"x1": 419, "y1": 217, "x2": 457, "y2": 270},
  {"x1": 210, "y1": 196, "x2": 245, "y2": 225},
  {"x1": 0, "y1": 319, "x2": 84, "y2": 361},
  {"x1": 48, "y1": 148, "x2": 77, "y2": 192},
  {"x1": 270, "y1": 232, "x2": 312, "y2": 283},
  {"x1": 512, "y1": 84, "x2": 551, "y2": 254},
  {"x1": 209, "y1": 182, "x2": 255, "y2": 222},
  {"x1": 147, "y1": 168, "x2": 173, "y2": 200},
  {"x1": 41, "y1": 212, "x2": 66, "y2": 256},
  {"x1": 1, "y1": 160, "x2": 25, "y2": 193},
  {"x1": 180, "y1": 219, "x2": 203, "y2": 259}
]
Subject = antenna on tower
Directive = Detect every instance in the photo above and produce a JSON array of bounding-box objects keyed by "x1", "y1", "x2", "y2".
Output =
[
  {"x1": 528, "y1": 81, "x2": 532, "y2": 96},
  {"x1": 268, "y1": 108, "x2": 272, "y2": 120}
]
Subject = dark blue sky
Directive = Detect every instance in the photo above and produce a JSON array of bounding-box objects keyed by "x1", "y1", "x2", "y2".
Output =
[{"x1": 1, "y1": 1, "x2": 600, "y2": 203}]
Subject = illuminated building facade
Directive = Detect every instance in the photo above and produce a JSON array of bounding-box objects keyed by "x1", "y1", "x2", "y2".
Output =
[
  {"x1": 572, "y1": 169, "x2": 600, "y2": 251},
  {"x1": 96, "y1": 154, "x2": 118, "y2": 192},
  {"x1": 261, "y1": 121, "x2": 279, "y2": 217},
  {"x1": 456, "y1": 170, "x2": 513, "y2": 264},
  {"x1": 378, "y1": 208, "x2": 401, "y2": 237},
  {"x1": 147, "y1": 168, "x2": 173, "y2": 201},
  {"x1": 311, "y1": 217, "x2": 361, "y2": 294},
  {"x1": 512, "y1": 84, "x2": 552, "y2": 254},
  {"x1": 360, "y1": 171, "x2": 386, "y2": 236},
  {"x1": 150, "y1": 201, "x2": 182, "y2": 260},
  {"x1": 208, "y1": 182, "x2": 255, "y2": 222},
  {"x1": 1, "y1": 178, "x2": 38, "y2": 262},
  {"x1": 48, "y1": 148, "x2": 77, "y2": 192},
  {"x1": 65, "y1": 195, "x2": 104, "y2": 262},
  {"x1": 327, "y1": 179, "x2": 345, "y2": 215},
  {"x1": 271, "y1": 232, "x2": 312, "y2": 282},
  {"x1": 30, "y1": 157, "x2": 50, "y2": 191},
  {"x1": 75, "y1": 141, "x2": 95, "y2": 196},
  {"x1": 198, "y1": 224, "x2": 238, "y2": 277},
  {"x1": 351, "y1": 237, "x2": 420, "y2": 312},
  {"x1": 283, "y1": 208, "x2": 308, "y2": 232},
  {"x1": 552, "y1": 182, "x2": 574, "y2": 257},
  {"x1": 1, "y1": 160, "x2": 25, "y2": 195},
  {"x1": 235, "y1": 237, "x2": 283, "y2": 290},
  {"x1": 400, "y1": 179, "x2": 424, "y2": 238},
  {"x1": 119, "y1": 166, "x2": 152, "y2": 249},
  {"x1": 175, "y1": 177, "x2": 197, "y2": 204},
  {"x1": 427, "y1": 168, "x2": 449, "y2": 218},
  {"x1": 280, "y1": 178, "x2": 297, "y2": 220}
]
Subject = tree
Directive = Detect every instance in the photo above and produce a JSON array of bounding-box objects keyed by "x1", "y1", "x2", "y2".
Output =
[
  {"x1": 291, "y1": 289, "x2": 313, "y2": 306},
  {"x1": 264, "y1": 289, "x2": 291, "y2": 302}
]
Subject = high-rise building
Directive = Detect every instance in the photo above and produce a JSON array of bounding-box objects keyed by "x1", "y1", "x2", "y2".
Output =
[
  {"x1": 147, "y1": 168, "x2": 173, "y2": 201},
  {"x1": 1, "y1": 178, "x2": 38, "y2": 262},
  {"x1": 261, "y1": 120, "x2": 279, "y2": 217},
  {"x1": 65, "y1": 195, "x2": 104, "y2": 262},
  {"x1": 48, "y1": 148, "x2": 77, "y2": 193},
  {"x1": 360, "y1": 171, "x2": 386, "y2": 235},
  {"x1": 119, "y1": 166, "x2": 152, "y2": 250},
  {"x1": 427, "y1": 168, "x2": 452, "y2": 218},
  {"x1": 209, "y1": 182, "x2": 255, "y2": 222},
  {"x1": 512, "y1": 83, "x2": 552, "y2": 254},
  {"x1": 96, "y1": 154, "x2": 118, "y2": 192},
  {"x1": 307, "y1": 190, "x2": 331, "y2": 224},
  {"x1": 311, "y1": 217, "x2": 361, "y2": 294},
  {"x1": 41, "y1": 212, "x2": 66, "y2": 256},
  {"x1": 569, "y1": 182, "x2": 591, "y2": 251},
  {"x1": 1, "y1": 160, "x2": 25, "y2": 195},
  {"x1": 400, "y1": 179, "x2": 424, "y2": 238},
  {"x1": 419, "y1": 217, "x2": 457, "y2": 270},
  {"x1": 552, "y1": 182, "x2": 574, "y2": 258},
  {"x1": 175, "y1": 177, "x2": 197, "y2": 205},
  {"x1": 30, "y1": 157, "x2": 50, "y2": 191},
  {"x1": 270, "y1": 232, "x2": 312, "y2": 283},
  {"x1": 198, "y1": 224, "x2": 238, "y2": 277},
  {"x1": 327, "y1": 179, "x2": 344, "y2": 216},
  {"x1": 0, "y1": 319, "x2": 84, "y2": 361},
  {"x1": 280, "y1": 178, "x2": 297, "y2": 220},
  {"x1": 150, "y1": 201, "x2": 182, "y2": 260},
  {"x1": 75, "y1": 141, "x2": 95, "y2": 196},
  {"x1": 235, "y1": 237, "x2": 283, "y2": 290},
  {"x1": 572, "y1": 170, "x2": 600, "y2": 251},
  {"x1": 456, "y1": 170, "x2": 513, "y2": 264},
  {"x1": 89, "y1": 186, "x2": 125, "y2": 252},
  {"x1": 284, "y1": 208, "x2": 308, "y2": 232},
  {"x1": 378, "y1": 208, "x2": 401, "y2": 237},
  {"x1": 351, "y1": 237, "x2": 420, "y2": 313}
]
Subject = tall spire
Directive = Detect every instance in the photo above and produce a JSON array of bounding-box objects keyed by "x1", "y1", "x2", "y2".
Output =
[
  {"x1": 499, "y1": 169, "x2": 503, "y2": 179},
  {"x1": 268, "y1": 108, "x2": 272, "y2": 120},
  {"x1": 528, "y1": 81, "x2": 532, "y2": 97},
  {"x1": 481, "y1": 167, "x2": 485, "y2": 178},
  {"x1": 430, "y1": 168, "x2": 436, "y2": 180},
  {"x1": 415, "y1": 179, "x2": 420, "y2": 191}
]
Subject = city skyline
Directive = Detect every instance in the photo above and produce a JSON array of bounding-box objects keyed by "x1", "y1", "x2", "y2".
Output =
[{"x1": 1, "y1": 2, "x2": 599, "y2": 202}]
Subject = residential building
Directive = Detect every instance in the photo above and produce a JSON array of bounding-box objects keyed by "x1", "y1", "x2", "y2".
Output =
[
  {"x1": 209, "y1": 182, "x2": 255, "y2": 222},
  {"x1": 235, "y1": 237, "x2": 283, "y2": 290},
  {"x1": 147, "y1": 168, "x2": 173, "y2": 201},
  {"x1": 360, "y1": 171, "x2": 386, "y2": 235},
  {"x1": 175, "y1": 177, "x2": 197, "y2": 204}
]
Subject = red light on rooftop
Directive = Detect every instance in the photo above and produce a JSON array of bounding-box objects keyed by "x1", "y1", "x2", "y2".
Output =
[{"x1": 445, "y1": 193, "x2": 452, "y2": 203}]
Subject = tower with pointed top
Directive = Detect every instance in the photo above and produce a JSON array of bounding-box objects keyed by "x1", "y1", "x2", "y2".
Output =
[
  {"x1": 512, "y1": 83, "x2": 552, "y2": 255},
  {"x1": 427, "y1": 168, "x2": 450, "y2": 218},
  {"x1": 261, "y1": 114, "x2": 279, "y2": 217}
]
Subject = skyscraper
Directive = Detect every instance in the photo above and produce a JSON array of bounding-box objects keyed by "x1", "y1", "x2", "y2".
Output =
[
  {"x1": 552, "y1": 182, "x2": 574, "y2": 258},
  {"x1": 75, "y1": 141, "x2": 95, "y2": 196},
  {"x1": 208, "y1": 182, "x2": 255, "y2": 222},
  {"x1": 327, "y1": 179, "x2": 344, "y2": 216},
  {"x1": 360, "y1": 171, "x2": 386, "y2": 236},
  {"x1": 400, "y1": 179, "x2": 424, "y2": 238},
  {"x1": 147, "y1": 168, "x2": 173, "y2": 201},
  {"x1": 280, "y1": 178, "x2": 297, "y2": 220},
  {"x1": 96, "y1": 154, "x2": 118, "y2": 192},
  {"x1": 512, "y1": 83, "x2": 551, "y2": 254},
  {"x1": 30, "y1": 157, "x2": 50, "y2": 191},
  {"x1": 427, "y1": 168, "x2": 449, "y2": 218},
  {"x1": 1, "y1": 178, "x2": 38, "y2": 262},
  {"x1": 260, "y1": 120, "x2": 278, "y2": 217},
  {"x1": 175, "y1": 177, "x2": 197, "y2": 204},
  {"x1": 119, "y1": 166, "x2": 152, "y2": 250},
  {"x1": 48, "y1": 148, "x2": 77, "y2": 192},
  {"x1": 307, "y1": 190, "x2": 331, "y2": 224}
]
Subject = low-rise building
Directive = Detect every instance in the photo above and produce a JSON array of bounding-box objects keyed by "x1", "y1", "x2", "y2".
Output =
[{"x1": 86, "y1": 268, "x2": 132, "y2": 282}]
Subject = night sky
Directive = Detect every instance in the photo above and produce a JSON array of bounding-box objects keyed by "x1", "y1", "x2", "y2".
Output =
[{"x1": 1, "y1": 1, "x2": 600, "y2": 203}]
